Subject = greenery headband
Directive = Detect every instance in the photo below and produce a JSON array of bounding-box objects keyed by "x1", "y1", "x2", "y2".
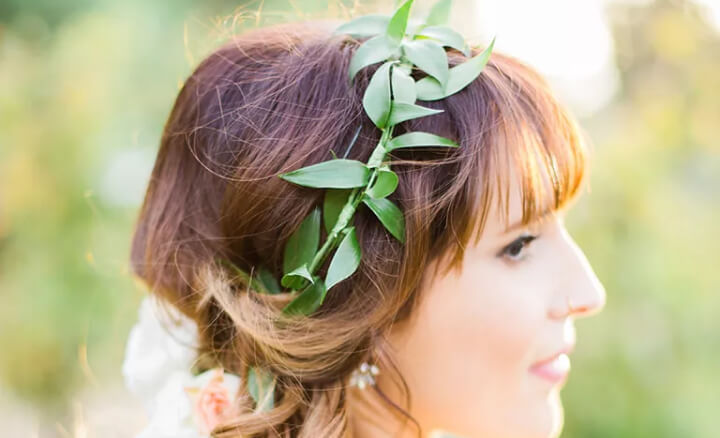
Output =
[
  {"x1": 216, "y1": 0, "x2": 495, "y2": 411},
  {"x1": 219, "y1": 0, "x2": 495, "y2": 316}
]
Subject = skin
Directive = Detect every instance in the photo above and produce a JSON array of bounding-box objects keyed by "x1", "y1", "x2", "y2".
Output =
[{"x1": 346, "y1": 176, "x2": 607, "y2": 438}]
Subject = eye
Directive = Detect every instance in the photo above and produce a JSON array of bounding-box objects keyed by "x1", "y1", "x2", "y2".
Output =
[{"x1": 499, "y1": 234, "x2": 538, "y2": 262}]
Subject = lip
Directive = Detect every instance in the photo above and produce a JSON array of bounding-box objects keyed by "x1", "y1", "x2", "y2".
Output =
[{"x1": 529, "y1": 345, "x2": 575, "y2": 383}]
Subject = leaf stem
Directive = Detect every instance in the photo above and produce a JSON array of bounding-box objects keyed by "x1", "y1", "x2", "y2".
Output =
[{"x1": 306, "y1": 126, "x2": 395, "y2": 275}]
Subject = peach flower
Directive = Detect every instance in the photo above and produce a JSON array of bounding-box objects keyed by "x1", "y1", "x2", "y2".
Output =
[{"x1": 185, "y1": 368, "x2": 241, "y2": 435}]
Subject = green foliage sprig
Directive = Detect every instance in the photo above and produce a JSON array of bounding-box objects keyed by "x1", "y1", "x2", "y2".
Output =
[
  {"x1": 220, "y1": 0, "x2": 495, "y2": 316},
  {"x1": 274, "y1": 0, "x2": 495, "y2": 316},
  {"x1": 217, "y1": 0, "x2": 495, "y2": 410}
]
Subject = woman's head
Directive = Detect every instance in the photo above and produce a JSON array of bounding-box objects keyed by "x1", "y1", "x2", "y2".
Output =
[{"x1": 130, "y1": 21, "x2": 605, "y2": 438}]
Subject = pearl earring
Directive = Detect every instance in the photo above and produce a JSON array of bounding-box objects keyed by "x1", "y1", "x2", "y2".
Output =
[{"x1": 349, "y1": 361, "x2": 379, "y2": 389}]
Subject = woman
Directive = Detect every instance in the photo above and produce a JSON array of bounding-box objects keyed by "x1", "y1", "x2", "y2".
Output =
[{"x1": 127, "y1": 15, "x2": 606, "y2": 438}]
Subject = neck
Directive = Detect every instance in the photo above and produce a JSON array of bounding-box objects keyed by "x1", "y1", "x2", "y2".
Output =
[{"x1": 345, "y1": 376, "x2": 425, "y2": 438}]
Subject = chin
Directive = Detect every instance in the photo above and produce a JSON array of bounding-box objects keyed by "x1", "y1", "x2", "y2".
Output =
[
  {"x1": 509, "y1": 387, "x2": 565, "y2": 438},
  {"x1": 446, "y1": 394, "x2": 565, "y2": 438},
  {"x1": 539, "y1": 387, "x2": 565, "y2": 438}
]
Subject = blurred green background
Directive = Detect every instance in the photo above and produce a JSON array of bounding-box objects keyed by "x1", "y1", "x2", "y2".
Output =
[{"x1": 0, "y1": 0, "x2": 718, "y2": 436}]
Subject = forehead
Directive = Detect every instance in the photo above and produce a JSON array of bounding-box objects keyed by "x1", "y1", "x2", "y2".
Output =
[{"x1": 479, "y1": 163, "x2": 565, "y2": 239}]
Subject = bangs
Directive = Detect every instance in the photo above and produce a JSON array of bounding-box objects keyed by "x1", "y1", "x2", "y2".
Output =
[{"x1": 464, "y1": 55, "x2": 591, "y2": 245}]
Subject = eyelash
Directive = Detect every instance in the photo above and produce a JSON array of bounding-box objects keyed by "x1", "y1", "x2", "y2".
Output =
[{"x1": 499, "y1": 234, "x2": 538, "y2": 262}]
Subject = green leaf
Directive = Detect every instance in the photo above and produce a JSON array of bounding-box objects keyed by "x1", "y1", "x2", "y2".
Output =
[
  {"x1": 257, "y1": 266, "x2": 281, "y2": 294},
  {"x1": 425, "y1": 0, "x2": 452, "y2": 26},
  {"x1": 395, "y1": 62, "x2": 412, "y2": 75},
  {"x1": 388, "y1": 102, "x2": 443, "y2": 125},
  {"x1": 325, "y1": 227, "x2": 362, "y2": 290},
  {"x1": 405, "y1": 18, "x2": 426, "y2": 37},
  {"x1": 363, "y1": 196, "x2": 405, "y2": 243},
  {"x1": 279, "y1": 159, "x2": 370, "y2": 189},
  {"x1": 363, "y1": 62, "x2": 393, "y2": 128},
  {"x1": 387, "y1": 0, "x2": 414, "y2": 43},
  {"x1": 282, "y1": 207, "x2": 320, "y2": 274},
  {"x1": 282, "y1": 278, "x2": 328, "y2": 316},
  {"x1": 416, "y1": 25, "x2": 469, "y2": 56},
  {"x1": 349, "y1": 35, "x2": 400, "y2": 81},
  {"x1": 416, "y1": 36, "x2": 495, "y2": 101},
  {"x1": 386, "y1": 131, "x2": 458, "y2": 150},
  {"x1": 281, "y1": 264, "x2": 314, "y2": 290},
  {"x1": 248, "y1": 367, "x2": 275, "y2": 412},
  {"x1": 391, "y1": 65, "x2": 417, "y2": 104},
  {"x1": 402, "y1": 39, "x2": 448, "y2": 85},
  {"x1": 366, "y1": 166, "x2": 399, "y2": 198},
  {"x1": 334, "y1": 14, "x2": 390, "y2": 37},
  {"x1": 323, "y1": 189, "x2": 351, "y2": 234}
]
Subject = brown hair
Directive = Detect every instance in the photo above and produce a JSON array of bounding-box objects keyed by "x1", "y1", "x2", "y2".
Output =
[{"x1": 129, "y1": 21, "x2": 589, "y2": 438}]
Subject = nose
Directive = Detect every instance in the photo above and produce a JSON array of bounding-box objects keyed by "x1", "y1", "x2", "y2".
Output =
[{"x1": 550, "y1": 229, "x2": 607, "y2": 320}]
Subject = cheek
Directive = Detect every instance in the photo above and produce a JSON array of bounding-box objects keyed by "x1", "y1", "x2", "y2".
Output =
[
  {"x1": 452, "y1": 262, "x2": 543, "y2": 394},
  {"x1": 386, "y1": 261, "x2": 551, "y2": 436}
]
